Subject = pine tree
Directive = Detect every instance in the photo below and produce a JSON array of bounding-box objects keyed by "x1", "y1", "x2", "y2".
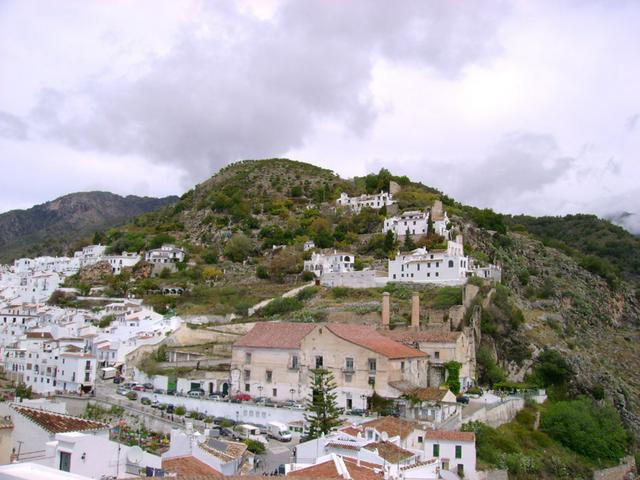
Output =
[
  {"x1": 427, "y1": 213, "x2": 434, "y2": 236},
  {"x1": 384, "y1": 230, "x2": 396, "y2": 254},
  {"x1": 404, "y1": 229, "x2": 416, "y2": 251},
  {"x1": 305, "y1": 369, "x2": 341, "y2": 439}
]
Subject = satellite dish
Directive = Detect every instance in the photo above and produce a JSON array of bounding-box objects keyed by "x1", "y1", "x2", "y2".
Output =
[
  {"x1": 380, "y1": 431, "x2": 389, "y2": 442},
  {"x1": 127, "y1": 446, "x2": 143, "y2": 464}
]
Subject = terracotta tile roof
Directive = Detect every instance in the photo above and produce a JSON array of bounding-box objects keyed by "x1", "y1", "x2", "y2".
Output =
[
  {"x1": 425, "y1": 430, "x2": 475, "y2": 442},
  {"x1": 325, "y1": 441, "x2": 361, "y2": 451},
  {"x1": 162, "y1": 455, "x2": 224, "y2": 478},
  {"x1": 362, "y1": 416, "x2": 417, "y2": 440},
  {"x1": 326, "y1": 324, "x2": 425, "y2": 359},
  {"x1": 11, "y1": 405, "x2": 109, "y2": 434},
  {"x1": 364, "y1": 441, "x2": 416, "y2": 463},
  {"x1": 407, "y1": 387, "x2": 454, "y2": 402},
  {"x1": 289, "y1": 456, "x2": 383, "y2": 480},
  {"x1": 25, "y1": 331, "x2": 53, "y2": 339},
  {"x1": 234, "y1": 322, "x2": 315, "y2": 349},
  {"x1": 0, "y1": 422, "x2": 13, "y2": 429},
  {"x1": 340, "y1": 426, "x2": 362, "y2": 437},
  {"x1": 384, "y1": 329, "x2": 462, "y2": 344},
  {"x1": 60, "y1": 352, "x2": 96, "y2": 359},
  {"x1": 400, "y1": 458, "x2": 438, "y2": 470}
]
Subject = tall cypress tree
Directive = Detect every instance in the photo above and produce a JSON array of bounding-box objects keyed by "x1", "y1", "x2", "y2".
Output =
[
  {"x1": 404, "y1": 229, "x2": 416, "y2": 251},
  {"x1": 305, "y1": 369, "x2": 341, "y2": 439}
]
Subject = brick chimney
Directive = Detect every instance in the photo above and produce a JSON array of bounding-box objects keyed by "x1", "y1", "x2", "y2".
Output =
[
  {"x1": 381, "y1": 292, "x2": 390, "y2": 328},
  {"x1": 411, "y1": 291, "x2": 420, "y2": 330}
]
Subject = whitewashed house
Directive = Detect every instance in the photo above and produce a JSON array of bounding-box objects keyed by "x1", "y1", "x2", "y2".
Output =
[
  {"x1": 388, "y1": 237, "x2": 469, "y2": 285},
  {"x1": 73, "y1": 245, "x2": 107, "y2": 268},
  {"x1": 423, "y1": 430, "x2": 477, "y2": 480},
  {"x1": 102, "y1": 251, "x2": 141, "y2": 274},
  {"x1": 145, "y1": 244, "x2": 185, "y2": 264},
  {"x1": 303, "y1": 251, "x2": 355, "y2": 278},
  {"x1": 336, "y1": 191, "x2": 396, "y2": 213},
  {"x1": 303, "y1": 240, "x2": 315, "y2": 252},
  {"x1": 383, "y1": 211, "x2": 429, "y2": 237}
]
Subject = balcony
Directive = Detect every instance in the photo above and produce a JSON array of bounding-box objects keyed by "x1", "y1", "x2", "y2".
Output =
[{"x1": 341, "y1": 367, "x2": 355, "y2": 374}]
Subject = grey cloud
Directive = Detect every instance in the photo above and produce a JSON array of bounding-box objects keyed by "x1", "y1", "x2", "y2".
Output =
[
  {"x1": 18, "y1": 0, "x2": 507, "y2": 183},
  {"x1": 0, "y1": 111, "x2": 28, "y2": 140},
  {"x1": 462, "y1": 132, "x2": 575, "y2": 205}
]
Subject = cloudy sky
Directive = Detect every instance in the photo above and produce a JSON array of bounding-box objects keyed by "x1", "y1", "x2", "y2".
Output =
[{"x1": 1, "y1": 0, "x2": 639, "y2": 232}]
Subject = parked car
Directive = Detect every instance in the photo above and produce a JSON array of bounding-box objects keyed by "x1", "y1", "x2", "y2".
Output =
[
  {"x1": 143, "y1": 383, "x2": 154, "y2": 391},
  {"x1": 141, "y1": 397, "x2": 152, "y2": 405},
  {"x1": 116, "y1": 386, "x2": 128, "y2": 396},
  {"x1": 166, "y1": 389, "x2": 176, "y2": 396},
  {"x1": 230, "y1": 393, "x2": 251, "y2": 402},
  {"x1": 153, "y1": 388, "x2": 165, "y2": 395},
  {"x1": 208, "y1": 394, "x2": 222, "y2": 401},
  {"x1": 347, "y1": 408, "x2": 366, "y2": 416},
  {"x1": 254, "y1": 396, "x2": 268, "y2": 404},
  {"x1": 166, "y1": 404, "x2": 175, "y2": 414},
  {"x1": 283, "y1": 400, "x2": 305, "y2": 410},
  {"x1": 150, "y1": 401, "x2": 161, "y2": 409},
  {"x1": 132, "y1": 385, "x2": 144, "y2": 392},
  {"x1": 220, "y1": 427, "x2": 235, "y2": 438},
  {"x1": 126, "y1": 391, "x2": 138, "y2": 401},
  {"x1": 123, "y1": 382, "x2": 137, "y2": 389},
  {"x1": 188, "y1": 389, "x2": 205, "y2": 398},
  {"x1": 456, "y1": 396, "x2": 470, "y2": 404},
  {"x1": 113, "y1": 377, "x2": 123, "y2": 384}
]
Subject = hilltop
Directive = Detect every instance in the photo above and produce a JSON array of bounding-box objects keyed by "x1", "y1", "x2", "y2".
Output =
[
  {"x1": 50, "y1": 158, "x2": 640, "y2": 444},
  {"x1": 0, "y1": 191, "x2": 178, "y2": 263}
]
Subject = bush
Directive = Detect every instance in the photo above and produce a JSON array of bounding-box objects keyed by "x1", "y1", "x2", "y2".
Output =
[
  {"x1": 527, "y1": 349, "x2": 572, "y2": 388},
  {"x1": 477, "y1": 346, "x2": 506, "y2": 387},
  {"x1": 98, "y1": 314, "x2": 115, "y2": 329},
  {"x1": 15, "y1": 383, "x2": 32, "y2": 399},
  {"x1": 302, "y1": 270, "x2": 316, "y2": 281},
  {"x1": 258, "y1": 297, "x2": 303, "y2": 316},
  {"x1": 256, "y1": 265, "x2": 269, "y2": 279},
  {"x1": 541, "y1": 397, "x2": 628, "y2": 463},
  {"x1": 224, "y1": 234, "x2": 254, "y2": 262},
  {"x1": 244, "y1": 439, "x2": 266, "y2": 454},
  {"x1": 296, "y1": 286, "x2": 319, "y2": 301},
  {"x1": 174, "y1": 406, "x2": 186, "y2": 416}
]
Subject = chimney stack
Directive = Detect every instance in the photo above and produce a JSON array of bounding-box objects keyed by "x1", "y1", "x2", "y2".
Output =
[
  {"x1": 381, "y1": 292, "x2": 390, "y2": 328},
  {"x1": 411, "y1": 292, "x2": 420, "y2": 330}
]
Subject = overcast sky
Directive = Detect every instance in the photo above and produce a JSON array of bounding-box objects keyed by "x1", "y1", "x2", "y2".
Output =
[{"x1": 1, "y1": 0, "x2": 639, "y2": 232}]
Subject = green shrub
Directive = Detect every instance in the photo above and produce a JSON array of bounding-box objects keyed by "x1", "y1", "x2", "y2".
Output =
[
  {"x1": 541, "y1": 397, "x2": 628, "y2": 463},
  {"x1": 244, "y1": 439, "x2": 266, "y2": 454},
  {"x1": 175, "y1": 406, "x2": 186, "y2": 416},
  {"x1": 477, "y1": 346, "x2": 506, "y2": 387},
  {"x1": 259, "y1": 297, "x2": 303, "y2": 316},
  {"x1": 256, "y1": 265, "x2": 269, "y2": 279},
  {"x1": 527, "y1": 348, "x2": 572, "y2": 388},
  {"x1": 296, "y1": 286, "x2": 319, "y2": 301},
  {"x1": 302, "y1": 270, "x2": 316, "y2": 281}
]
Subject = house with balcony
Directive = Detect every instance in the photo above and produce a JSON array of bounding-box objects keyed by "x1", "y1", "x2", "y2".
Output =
[
  {"x1": 336, "y1": 191, "x2": 396, "y2": 213},
  {"x1": 303, "y1": 251, "x2": 355, "y2": 278},
  {"x1": 383, "y1": 210, "x2": 430, "y2": 238}
]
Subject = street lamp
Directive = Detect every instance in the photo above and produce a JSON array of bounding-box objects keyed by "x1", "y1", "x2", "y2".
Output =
[
  {"x1": 360, "y1": 394, "x2": 368, "y2": 410},
  {"x1": 289, "y1": 388, "x2": 296, "y2": 401}
]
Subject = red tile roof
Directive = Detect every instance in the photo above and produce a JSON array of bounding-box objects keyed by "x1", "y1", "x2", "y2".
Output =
[
  {"x1": 327, "y1": 324, "x2": 425, "y2": 359},
  {"x1": 384, "y1": 329, "x2": 462, "y2": 344},
  {"x1": 234, "y1": 322, "x2": 315, "y2": 349},
  {"x1": 289, "y1": 456, "x2": 383, "y2": 480},
  {"x1": 407, "y1": 387, "x2": 454, "y2": 402},
  {"x1": 11, "y1": 405, "x2": 109, "y2": 434},
  {"x1": 425, "y1": 430, "x2": 475, "y2": 442},
  {"x1": 362, "y1": 416, "x2": 417, "y2": 440},
  {"x1": 364, "y1": 441, "x2": 416, "y2": 463},
  {"x1": 25, "y1": 331, "x2": 53, "y2": 339},
  {"x1": 162, "y1": 455, "x2": 224, "y2": 478}
]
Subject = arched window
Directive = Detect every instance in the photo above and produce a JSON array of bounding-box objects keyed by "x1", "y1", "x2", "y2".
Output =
[{"x1": 448, "y1": 260, "x2": 454, "y2": 268}]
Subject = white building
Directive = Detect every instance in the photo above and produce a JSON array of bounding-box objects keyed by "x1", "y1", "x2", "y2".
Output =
[
  {"x1": 145, "y1": 244, "x2": 185, "y2": 264},
  {"x1": 102, "y1": 251, "x2": 141, "y2": 274},
  {"x1": 0, "y1": 463, "x2": 94, "y2": 480},
  {"x1": 388, "y1": 237, "x2": 469, "y2": 285},
  {"x1": 303, "y1": 251, "x2": 355, "y2": 278},
  {"x1": 383, "y1": 211, "x2": 429, "y2": 237},
  {"x1": 337, "y1": 191, "x2": 396, "y2": 213},
  {"x1": 73, "y1": 245, "x2": 107, "y2": 268},
  {"x1": 423, "y1": 430, "x2": 477, "y2": 480},
  {"x1": 303, "y1": 240, "x2": 315, "y2": 252},
  {"x1": 429, "y1": 200, "x2": 450, "y2": 237}
]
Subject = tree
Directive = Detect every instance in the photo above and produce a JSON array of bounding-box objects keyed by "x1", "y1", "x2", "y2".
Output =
[
  {"x1": 445, "y1": 361, "x2": 462, "y2": 395},
  {"x1": 477, "y1": 347, "x2": 506, "y2": 387},
  {"x1": 528, "y1": 348, "x2": 572, "y2": 387},
  {"x1": 427, "y1": 213, "x2": 434, "y2": 235},
  {"x1": 384, "y1": 230, "x2": 396, "y2": 254},
  {"x1": 224, "y1": 234, "x2": 253, "y2": 262},
  {"x1": 403, "y1": 230, "x2": 416, "y2": 251},
  {"x1": 202, "y1": 266, "x2": 223, "y2": 282},
  {"x1": 305, "y1": 369, "x2": 341, "y2": 439},
  {"x1": 541, "y1": 397, "x2": 628, "y2": 462},
  {"x1": 15, "y1": 383, "x2": 32, "y2": 399}
]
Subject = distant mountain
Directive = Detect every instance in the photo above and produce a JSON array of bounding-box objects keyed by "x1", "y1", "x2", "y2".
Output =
[{"x1": 0, "y1": 191, "x2": 178, "y2": 262}]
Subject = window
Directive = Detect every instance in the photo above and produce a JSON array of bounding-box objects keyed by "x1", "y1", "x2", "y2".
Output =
[
  {"x1": 245, "y1": 352, "x2": 252, "y2": 364},
  {"x1": 72, "y1": 372, "x2": 75, "y2": 382},
  {"x1": 243, "y1": 369, "x2": 251, "y2": 381},
  {"x1": 59, "y1": 451, "x2": 71, "y2": 472},
  {"x1": 433, "y1": 444, "x2": 440, "y2": 456},
  {"x1": 455, "y1": 445, "x2": 462, "y2": 459},
  {"x1": 345, "y1": 357, "x2": 354, "y2": 371},
  {"x1": 245, "y1": 383, "x2": 250, "y2": 392},
  {"x1": 315, "y1": 356, "x2": 323, "y2": 369},
  {"x1": 290, "y1": 355, "x2": 299, "y2": 369},
  {"x1": 266, "y1": 370, "x2": 272, "y2": 383},
  {"x1": 418, "y1": 436, "x2": 423, "y2": 444},
  {"x1": 272, "y1": 388, "x2": 277, "y2": 397},
  {"x1": 400, "y1": 361, "x2": 405, "y2": 372},
  {"x1": 434, "y1": 351, "x2": 440, "y2": 360},
  {"x1": 85, "y1": 360, "x2": 91, "y2": 370},
  {"x1": 368, "y1": 359, "x2": 377, "y2": 372},
  {"x1": 448, "y1": 260, "x2": 454, "y2": 268}
]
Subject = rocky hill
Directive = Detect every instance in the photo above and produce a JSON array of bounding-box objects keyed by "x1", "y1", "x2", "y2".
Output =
[
  {"x1": 56, "y1": 159, "x2": 639, "y2": 443},
  {"x1": 0, "y1": 191, "x2": 178, "y2": 262}
]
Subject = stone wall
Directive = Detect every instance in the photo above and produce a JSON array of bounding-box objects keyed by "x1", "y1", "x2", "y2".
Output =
[
  {"x1": 593, "y1": 456, "x2": 637, "y2": 480},
  {"x1": 462, "y1": 398, "x2": 525, "y2": 429},
  {"x1": 320, "y1": 271, "x2": 379, "y2": 288}
]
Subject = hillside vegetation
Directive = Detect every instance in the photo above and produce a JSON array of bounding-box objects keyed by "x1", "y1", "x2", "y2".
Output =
[{"x1": 51, "y1": 159, "x2": 640, "y2": 450}]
